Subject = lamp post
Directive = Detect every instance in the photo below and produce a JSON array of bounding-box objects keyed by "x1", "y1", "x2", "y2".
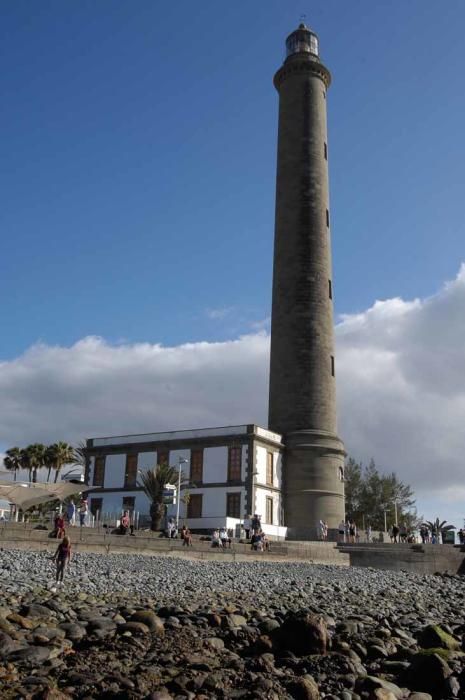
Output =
[{"x1": 176, "y1": 457, "x2": 189, "y2": 530}]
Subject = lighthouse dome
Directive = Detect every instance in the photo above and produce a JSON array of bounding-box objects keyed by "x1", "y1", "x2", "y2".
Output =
[{"x1": 285, "y1": 23, "x2": 319, "y2": 58}]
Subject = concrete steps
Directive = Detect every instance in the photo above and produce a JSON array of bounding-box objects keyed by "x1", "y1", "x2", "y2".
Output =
[
  {"x1": 0, "y1": 524, "x2": 348, "y2": 564},
  {"x1": 337, "y1": 542, "x2": 465, "y2": 574}
]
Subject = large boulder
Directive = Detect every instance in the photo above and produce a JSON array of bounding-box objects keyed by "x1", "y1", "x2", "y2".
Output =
[
  {"x1": 288, "y1": 675, "x2": 320, "y2": 699},
  {"x1": 118, "y1": 621, "x2": 150, "y2": 635},
  {"x1": 417, "y1": 624, "x2": 460, "y2": 651},
  {"x1": 0, "y1": 631, "x2": 25, "y2": 659},
  {"x1": 129, "y1": 610, "x2": 164, "y2": 636},
  {"x1": 274, "y1": 611, "x2": 328, "y2": 656},
  {"x1": 355, "y1": 676, "x2": 404, "y2": 699},
  {"x1": 405, "y1": 651, "x2": 452, "y2": 698},
  {"x1": 21, "y1": 603, "x2": 55, "y2": 619}
]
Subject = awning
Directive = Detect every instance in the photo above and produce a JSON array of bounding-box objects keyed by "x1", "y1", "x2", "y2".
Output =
[{"x1": 0, "y1": 480, "x2": 96, "y2": 511}]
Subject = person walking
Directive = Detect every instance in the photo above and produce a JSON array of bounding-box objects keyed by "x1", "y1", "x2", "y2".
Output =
[
  {"x1": 251, "y1": 514, "x2": 261, "y2": 536},
  {"x1": 243, "y1": 515, "x2": 251, "y2": 540},
  {"x1": 54, "y1": 535, "x2": 71, "y2": 585},
  {"x1": 66, "y1": 499, "x2": 76, "y2": 526},
  {"x1": 79, "y1": 498, "x2": 88, "y2": 527},
  {"x1": 338, "y1": 520, "x2": 345, "y2": 543}
]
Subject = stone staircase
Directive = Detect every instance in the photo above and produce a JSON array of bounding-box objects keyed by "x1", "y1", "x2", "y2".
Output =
[
  {"x1": 337, "y1": 541, "x2": 465, "y2": 575},
  {"x1": 0, "y1": 523, "x2": 348, "y2": 564}
]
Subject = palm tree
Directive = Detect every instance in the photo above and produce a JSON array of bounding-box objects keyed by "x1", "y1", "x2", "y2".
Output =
[
  {"x1": 138, "y1": 463, "x2": 187, "y2": 531},
  {"x1": 3, "y1": 447, "x2": 22, "y2": 481},
  {"x1": 422, "y1": 518, "x2": 456, "y2": 544},
  {"x1": 24, "y1": 444, "x2": 47, "y2": 483},
  {"x1": 72, "y1": 441, "x2": 89, "y2": 478},
  {"x1": 47, "y1": 442, "x2": 75, "y2": 483},
  {"x1": 44, "y1": 445, "x2": 56, "y2": 482}
]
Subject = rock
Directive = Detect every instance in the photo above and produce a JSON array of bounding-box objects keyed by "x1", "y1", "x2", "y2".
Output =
[
  {"x1": 443, "y1": 676, "x2": 460, "y2": 697},
  {"x1": 225, "y1": 614, "x2": 247, "y2": 627},
  {"x1": 118, "y1": 621, "x2": 150, "y2": 635},
  {"x1": 105, "y1": 671, "x2": 136, "y2": 689},
  {"x1": 34, "y1": 626, "x2": 66, "y2": 641},
  {"x1": 288, "y1": 675, "x2": 320, "y2": 699},
  {"x1": 207, "y1": 613, "x2": 222, "y2": 627},
  {"x1": 417, "y1": 624, "x2": 460, "y2": 651},
  {"x1": 0, "y1": 617, "x2": 19, "y2": 637},
  {"x1": 0, "y1": 631, "x2": 25, "y2": 658},
  {"x1": 8, "y1": 645, "x2": 52, "y2": 664},
  {"x1": 58, "y1": 622, "x2": 86, "y2": 641},
  {"x1": 7, "y1": 613, "x2": 38, "y2": 630},
  {"x1": 356, "y1": 676, "x2": 404, "y2": 699},
  {"x1": 67, "y1": 671, "x2": 102, "y2": 685},
  {"x1": 21, "y1": 603, "x2": 54, "y2": 619},
  {"x1": 406, "y1": 651, "x2": 452, "y2": 697},
  {"x1": 259, "y1": 618, "x2": 280, "y2": 634},
  {"x1": 253, "y1": 634, "x2": 274, "y2": 654},
  {"x1": 276, "y1": 612, "x2": 328, "y2": 655},
  {"x1": 41, "y1": 690, "x2": 72, "y2": 700},
  {"x1": 87, "y1": 617, "x2": 117, "y2": 635},
  {"x1": 367, "y1": 644, "x2": 389, "y2": 660},
  {"x1": 372, "y1": 691, "x2": 397, "y2": 700},
  {"x1": 130, "y1": 610, "x2": 164, "y2": 635},
  {"x1": 205, "y1": 637, "x2": 225, "y2": 650}
]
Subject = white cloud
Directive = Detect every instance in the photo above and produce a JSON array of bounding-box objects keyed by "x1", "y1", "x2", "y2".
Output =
[
  {"x1": 205, "y1": 306, "x2": 233, "y2": 320},
  {"x1": 1, "y1": 266, "x2": 465, "y2": 521}
]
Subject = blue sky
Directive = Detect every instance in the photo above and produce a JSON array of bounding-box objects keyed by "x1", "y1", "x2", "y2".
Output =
[
  {"x1": 2, "y1": 1, "x2": 465, "y2": 525},
  {"x1": 2, "y1": 0, "x2": 464, "y2": 357}
]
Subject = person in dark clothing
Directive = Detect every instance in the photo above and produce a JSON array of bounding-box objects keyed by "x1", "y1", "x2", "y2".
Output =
[
  {"x1": 251, "y1": 514, "x2": 261, "y2": 535},
  {"x1": 54, "y1": 536, "x2": 71, "y2": 584}
]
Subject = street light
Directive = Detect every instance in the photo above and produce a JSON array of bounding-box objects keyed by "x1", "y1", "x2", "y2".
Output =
[
  {"x1": 176, "y1": 457, "x2": 189, "y2": 529},
  {"x1": 383, "y1": 508, "x2": 390, "y2": 534}
]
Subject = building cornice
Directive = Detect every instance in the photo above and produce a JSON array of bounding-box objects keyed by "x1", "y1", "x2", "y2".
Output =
[{"x1": 274, "y1": 59, "x2": 331, "y2": 91}]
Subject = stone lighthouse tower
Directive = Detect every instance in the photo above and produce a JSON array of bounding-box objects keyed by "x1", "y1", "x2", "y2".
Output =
[{"x1": 268, "y1": 23, "x2": 345, "y2": 540}]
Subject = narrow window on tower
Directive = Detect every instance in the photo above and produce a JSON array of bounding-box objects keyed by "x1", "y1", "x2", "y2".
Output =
[
  {"x1": 328, "y1": 279, "x2": 332, "y2": 299},
  {"x1": 331, "y1": 355, "x2": 335, "y2": 377},
  {"x1": 324, "y1": 142, "x2": 328, "y2": 160},
  {"x1": 326, "y1": 209, "x2": 330, "y2": 227}
]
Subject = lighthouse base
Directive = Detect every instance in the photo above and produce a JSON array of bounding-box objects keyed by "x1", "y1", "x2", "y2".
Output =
[{"x1": 282, "y1": 429, "x2": 346, "y2": 541}]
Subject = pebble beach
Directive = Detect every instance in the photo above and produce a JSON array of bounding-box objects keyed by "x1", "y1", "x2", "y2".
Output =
[{"x1": 0, "y1": 549, "x2": 464, "y2": 699}]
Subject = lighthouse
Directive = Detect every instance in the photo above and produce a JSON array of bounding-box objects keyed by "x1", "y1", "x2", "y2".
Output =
[{"x1": 268, "y1": 23, "x2": 345, "y2": 539}]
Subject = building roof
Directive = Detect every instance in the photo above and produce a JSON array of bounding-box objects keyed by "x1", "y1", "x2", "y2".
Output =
[{"x1": 88, "y1": 424, "x2": 283, "y2": 448}]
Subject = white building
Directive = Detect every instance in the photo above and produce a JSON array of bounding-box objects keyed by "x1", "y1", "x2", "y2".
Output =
[{"x1": 86, "y1": 424, "x2": 287, "y2": 537}]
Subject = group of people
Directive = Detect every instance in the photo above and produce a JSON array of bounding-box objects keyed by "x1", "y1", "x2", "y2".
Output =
[
  {"x1": 165, "y1": 518, "x2": 193, "y2": 546},
  {"x1": 337, "y1": 519, "x2": 358, "y2": 543},
  {"x1": 64, "y1": 498, "x2": 89, "y2": 528},
  {"x1": 242, "y1": 514, "x2": 270, "y2": 552},
  {"x1": 52, "y1": 498, "x2": 88, "y2": 538},
  {"x1": 250, "y1": 530, "x2": 270, "y2": 552},
  {"x1": 391, "y1": 523, "x2": 415, "y2": 543},
  {"x1": 211, "y1": 528, "x2": 233, "y2": 548},
  {"x1": 243, "y1": 514, "x2": 261, "y2": 539},
  {"x1": 318, "y1": 519, "x2": 329, "y2": 540}
]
